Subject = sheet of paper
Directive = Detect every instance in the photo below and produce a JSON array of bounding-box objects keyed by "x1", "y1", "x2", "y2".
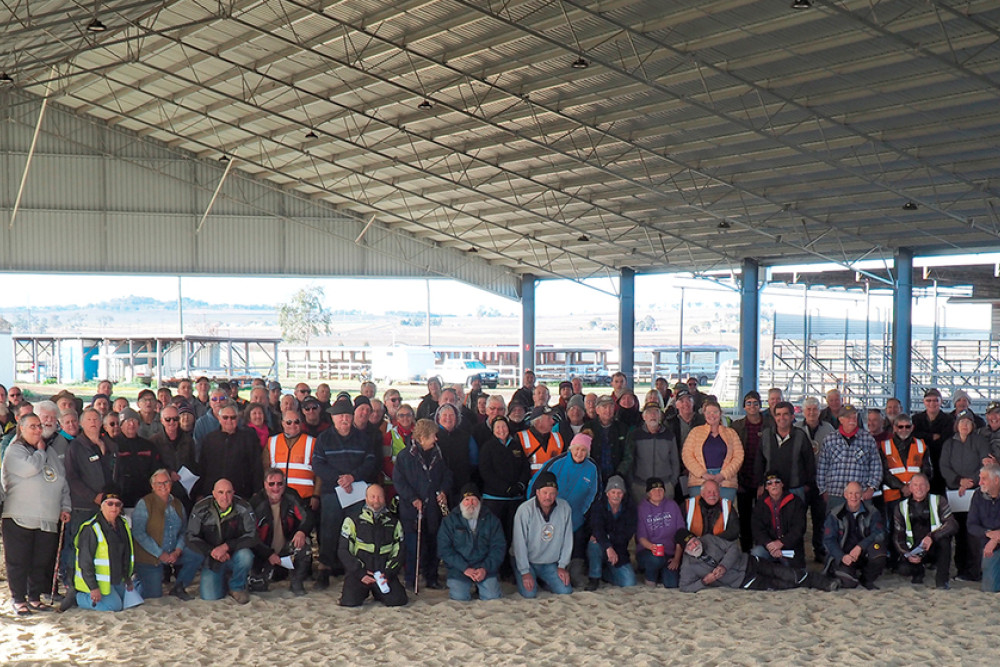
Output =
[
  {"x1": 177, "y1": 466, "x2": 200, "y2": 495},
  {"x1": 123, "y1": 587, "x2": 144, "y2": 609},
  {"x1": 780, "y1": 550, "x2": 795, "y2": 559},
  {"x1": 336, "y1": 480, "x2": 368, "y2": 508},
  {"x1": 947, "y1": 489, "x2": 973, "y2": 513},
  {"x1": 279, "y1": 555, "x2": 295, "y2": 570}
]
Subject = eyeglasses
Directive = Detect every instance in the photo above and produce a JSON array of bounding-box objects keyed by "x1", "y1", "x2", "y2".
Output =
[
  {"x1": 765, "y1": 479, "x2": 782, "y2": 486},
  {"x1": 895, "y1": 424, "x2": 913, "y2": 430},
  {"x1": 284, "y1": 419, "x2": 301, "y2": 425},
  {"x1": 105, "y1": 421, "x2": 119, "y2": 427},
  {"x1": 152, "y1": 481, "x2": 170, "y2": 487},
  {"x1": 302, "y1": 405, "x2": 319, "y2": 411},
  {"x1": 744, "y1": 400, "x2": 760, "y2": 406},
  {"x1": 296, "y1": 389, "x2": 310, "y2": 395},
  {"x1": 266, "y1": 481, "x2": 285, "y2": 487},
  {"x1": 220, "y1": 415, "x2": 237, "y2": 421},
  {"x1": 397, "y1": 413, "x2": 414, "y2": 419},
  {"x1": 162, "y1": 417, "x2": 179, "y2": 423},
  {"x1": 211, "y1": 397, "x2": 227, "y2": 402},
  {"x1": 104, "y1": 500, "x2": 123, "y2": 508},
  {"x1": 388, "y1": 397, "x2": 401, "y2": 403}
]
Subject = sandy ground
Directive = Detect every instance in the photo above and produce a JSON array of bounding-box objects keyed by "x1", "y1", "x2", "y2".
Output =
[{"x1": 0, "y1": 570, "x2": 991, "y2": 666}]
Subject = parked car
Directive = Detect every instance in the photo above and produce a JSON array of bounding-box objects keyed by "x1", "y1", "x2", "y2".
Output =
[{"x1": 429, "y1": 359, "x2": 499, "y2": 389}]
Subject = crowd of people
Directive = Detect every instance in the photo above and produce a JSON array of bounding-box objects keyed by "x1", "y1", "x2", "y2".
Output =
[{"x1": 2, "y1": 372, "x2": 1000, "y2": 615}]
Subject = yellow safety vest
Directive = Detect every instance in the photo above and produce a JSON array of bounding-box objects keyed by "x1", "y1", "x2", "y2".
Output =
[
  {"x1": 900, "y1": 497, "x2": 942, "y2": 549},
  {"x1": 74, "y1": 517, "x2": 134, "y2": 595}
]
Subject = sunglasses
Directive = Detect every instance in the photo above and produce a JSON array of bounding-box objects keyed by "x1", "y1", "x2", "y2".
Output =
[
  {"x1": 296, "y1": 389, "x2": 310, "y2": 395},
  {"x1": 388, "y1": 397, "x2": 401, "y2": 403},
  {"x1": 105, "y1": 422, "x2": 119, "y2": 427},
  {"x1": 896, "y1": 424, "x2": 913, "y2": 430},
  {"x1": 104, "y1": 500, "x2": 123, "y2": 507},
  {"x1": 765, "y1": 479, "x2": 782, "y2": 486},
  {"x1": 266, "y1": 481, "x2": 285, "y2": 487},
  {"x1": 211, "y1": 397, "x2": 227, "y2": 402},
  {"x1": 220, "y1": 415, "x2": 237, "y2": 421},
  {"x1": 284, "y1": 419, "x2": 301, "y2": 425},
  {"x1": 302, "y1": 405, "x2": 319, "y2": 411},
  {"x1": 162, "y1": 417, "x2": 179, "y2": 423},
  {"x1": 744, "y1": 400, "x2": 760, "y2": 406}
]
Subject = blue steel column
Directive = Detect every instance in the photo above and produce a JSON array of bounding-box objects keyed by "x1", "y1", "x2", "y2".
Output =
[
  {"x1": 619, "y1": 268, "x2": 635, "y2": 386},
  {"x1": 892, "y1": 248, "x2": 913, "y2": 412},
  {"x1": 739, "y1": 259, "x2": 760, "y2": 402},
  {"x1": 520, "y1": 274, "x2": 536, "y2": 379}
]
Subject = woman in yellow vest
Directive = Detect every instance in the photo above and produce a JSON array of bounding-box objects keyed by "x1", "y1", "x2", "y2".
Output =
[{"x1": 73, "y1": 484, "x2": 135, "y2": 612}]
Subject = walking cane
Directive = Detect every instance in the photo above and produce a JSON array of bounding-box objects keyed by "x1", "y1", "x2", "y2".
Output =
[
  {"x1": 414, "y1": 506, "x2": 423, "y2": 595},
  {"x1": 51, "y1": 519, "x2": 67, "y2": 602}
]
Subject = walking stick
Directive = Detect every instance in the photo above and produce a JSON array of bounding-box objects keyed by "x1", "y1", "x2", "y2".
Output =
[
  {"x1": 51, "y1": 519, "x2": 67, "y2": 601},
  {"x1": 414, "y1": 506, "x2": 423, "y2": 595}
]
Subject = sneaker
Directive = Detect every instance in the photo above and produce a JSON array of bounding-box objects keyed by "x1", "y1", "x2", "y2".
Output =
[
  {"x1": 585, "y1": 577, "x2": 600, "y2": 592},
  {"x1": 953, "y1": 573, "x2": 980, "y2": 582},
  {"x1": 229, "y1": 589, "x2": 250, "y2": 605},
  {"x1": 170, "y1": 586, "x2": 193, "y2": 602}
]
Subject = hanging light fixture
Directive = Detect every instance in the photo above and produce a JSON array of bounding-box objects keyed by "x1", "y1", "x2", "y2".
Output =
[
  {"x1": 902, "y1": 201, "x2": 918, "y2": 211},
  {"x1": 417, "y1": 99, "x2": 433, "y2": 111},
  {"x1": 87, "y1": 17, "x2": 107, "y2": 32},
  {"x1": 571, "y1": 56, "x2": 589, "y2": 69},
  {"x1": 305, "y1": 129, "x2": 317, "y2": 139},
  {"x1": 717, "y1": 220, "x2": 732, "y2": 230},
  {"x1": 577, "y1": 234, "x2": 590, "y2": 242},
  {"x1": 218, "y1": 155, "x2": 230, "y2": 163},
  {"x1": 0, "y1": 72, "x2": 12, "y2": 83},
  {"x1": 791, "y1": 0, "x2": 811, "y2": 9}
]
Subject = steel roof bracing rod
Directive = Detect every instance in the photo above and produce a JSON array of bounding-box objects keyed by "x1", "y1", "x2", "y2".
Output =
[
  {"x1": 450, "y1": 0, "x2": 899, "y2": 283},
  {"x1": 266, "y1": 0, "x2": 894, "y2": 280},
  {"x1": 166, "y1": 5, "x2": 739, "y2": 272},
  {"x1": 8, "y1": 73, "x2": 52, "y2": 230},
  {"x1": 58, "y1": 12, "x2": 729, "y2": 277}
]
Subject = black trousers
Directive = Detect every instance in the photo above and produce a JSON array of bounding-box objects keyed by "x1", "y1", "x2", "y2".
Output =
[
  {"x1": 339, "y1": 571, "x2": 408, "y2": 607},
  {"x1": 831, "y1": 544, "x2": 887, "y2": 587},
  {"x1": 953, "y1": 512, "x2": 982, "y2": 579},
  {"x1": 736, "y1": 490, "x2": 756, "y2": 552},
  {"x1": 806, "y1": 486, "x2": 827, "y2": 558},
  {"x1": 2, "y1": 518, "x2": 59, "y2": 602},
  {"x1": 482, "y1": 498, "x2": 518, "y2": 576},
  {"x1": 897, "y1": 536, "x2": 953, "y2": 586}
]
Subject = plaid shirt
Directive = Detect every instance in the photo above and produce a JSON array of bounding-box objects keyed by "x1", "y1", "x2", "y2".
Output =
[{"x1": 816, "y1": 429, "x2": 882, "y2": 497}]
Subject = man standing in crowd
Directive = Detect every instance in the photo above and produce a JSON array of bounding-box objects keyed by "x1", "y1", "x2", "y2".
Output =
[
  {"x1": 913, "y1": 388, "x2": 955, "y2": 494},
  {"x1": 816, "y1": 405, "x2": 882, "y2": 509},
  {"x1": 312, "y1": 396, "x2": 378, "y2": 588}
]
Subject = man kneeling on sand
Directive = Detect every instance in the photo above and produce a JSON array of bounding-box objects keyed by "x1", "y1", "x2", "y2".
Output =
[
  {"x1": 338, "y1": 484, "x2": 407, "y2": 607},
  {"x1": 511, "y1": 471, "x2": 574, "y2": 598},
  {"x1": 677, "y1": 529, "x2": 837, "y2": 592}
]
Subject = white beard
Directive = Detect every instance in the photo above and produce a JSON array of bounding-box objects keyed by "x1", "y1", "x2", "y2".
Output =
[
  {"x1": 42, "y1": 425, "x2": 57, "y2": 439},
  {"x1": 460, "y1": 504, "x2": 481, "y2": 522}
]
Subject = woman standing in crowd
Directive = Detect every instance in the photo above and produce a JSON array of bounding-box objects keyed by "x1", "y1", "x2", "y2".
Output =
[
  {"x1": 479, "y1": 416, "x2": 531, "y2": 577},
  {"x1": 244, "y1": 402, "x2": 271, "y2": 449},
  {"x1": 393, "y1": 418, "x2": 452, "y2": 590},
  {"x1": 1, "y1": 413, "x2": 71, "y2": 615},
  {"x1": 682, "y1": 401, "x2": 743, "y2": 501}
]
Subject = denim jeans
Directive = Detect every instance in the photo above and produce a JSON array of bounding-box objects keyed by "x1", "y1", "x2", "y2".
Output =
[
  {"x1": 135, "y1": 554, "x2": 201, "y2": 598},
  {"x1": 76, "y1": 583, "x2": 126, "y2": 612},
  {"x1": 517, "y1": 562, "x2": 573, "y2": 598},
  {"x1": 636, "y1": 550, "x2": 679, "y2": 588},
  {"x1": 446, "y1": 575, "x2": 502, "y2": 601},
  {"x1": 586, "y1": 541, "x2": 636, "y2": 587},
  {"x1": 179, "y1": 547, "x2": 254, "y2": 600},
  {"x1": 982, "y1": 551, "x2": 1000, "y2": 593}
]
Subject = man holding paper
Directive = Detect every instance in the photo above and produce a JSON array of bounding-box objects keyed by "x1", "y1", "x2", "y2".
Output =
[
  {"x1": 750, "y1": 472, "x2": 808, "y2": 569},
  {"x1": 891, "y1": 473, "x2": 957, "y2": 588},
  {"x1": 311, "y1": 396, "x2": 378, "y2": 589},
  {"x1": 248, "y1": 468, "x2": 314, "y2": 596}
]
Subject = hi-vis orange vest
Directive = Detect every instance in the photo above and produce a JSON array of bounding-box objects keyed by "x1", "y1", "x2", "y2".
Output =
[
  {"x1": 519, "y1": 429, "x2": 564, "y2": 471},
  {"x1": 268, "y1": 433, "x2": 316, "y2": 499},
  {"x1": 685, "y1": 497, "x2": 731, "y2": 537},
  {"x1": 881, "y1": 438, "x2": 926, "y2": 503}
]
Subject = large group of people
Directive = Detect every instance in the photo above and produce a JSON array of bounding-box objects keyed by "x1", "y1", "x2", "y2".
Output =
[{"x1": 2, "y1": 372, "x2": 1000, "y2": 616}]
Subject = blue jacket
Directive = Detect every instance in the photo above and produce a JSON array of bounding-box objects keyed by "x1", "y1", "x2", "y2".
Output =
[
  {"x1": 528, "y1": 453, "x2": 600, "y2": 531},
  {"x1": 437, "y1": 505, "x2": 506, "y2": 580}
]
